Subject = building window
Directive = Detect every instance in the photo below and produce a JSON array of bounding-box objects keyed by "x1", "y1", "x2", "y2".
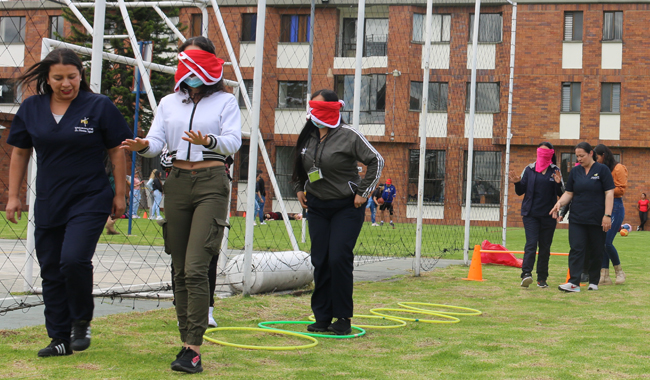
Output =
[
  {"x1": 601, "y1": 83, "x2": 621, "y2": 113},
  {"x1": 465, "y1": 83, "x2": 500, "y2": 113},
  {"x1": 238, "y1": 79, "x2": 253, "y2": 108},
  {"x1": 190, "y1": 14, "x2": 202, "y2": 37},
  {"x1": 241, "y1": 13, "x2": 257, "y2": 42},
  {"x1": 603, "y1": 11, "x2": 623, "y2": 41},
  {"x1": 412, "y1": 14, "x2": 451, "y2": 43},
  {"x1": 0, "y1": 79, "x2": 18, "y2": 103},
  {"x1": 409, "y1": 82, "x2": 448, "y2": 112},
  {"x1": 278, "y1": 81, "x2": 308, "y2": 109},
  {"x1": 0, "y1": 17, "x2": 25, "y2": 44},
  {"x1": 49, "y1": 16, "x2": 64, "y2": 41},
  {"x1": 463, "y1": 151, "x2": 501, "y2": 205},
  {"x1": 564, "y1": 11, "x2": 583, "y2": 41},
  {"x1": 280, "y1": 15, "x2": 310, "y2": 43},
  {"x1": 335, "y1": 74, "x2": 386, "y2": 124},
  {"x1": 239, "y1": 143, "x2": 249, "y2": 181},
  {"x1": 561, "y1": 82, "x2": 581, "y2": 112},
  {"x1": 468, "y1": 14, "x2": 502, "y2": 43},
  {"x1": 560, "y1": 152, "x2": 576, "y2": 183},
  {"x1": 275, "y1": 146, "x2": 296, "y2": 199},
  {"x1": 408, "y1": 150, "x2": 445, "y2": 204},
  {"x1": 340, "y1": 18, "x2": 388, "y2": 57}
]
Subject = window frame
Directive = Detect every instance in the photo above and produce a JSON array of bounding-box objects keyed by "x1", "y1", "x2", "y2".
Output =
[
  {"x1": 412, "y1": 13, "x2": 451, "y2": 44},
  {"x1": 602, "y1": 11, "x2": 623, "y2": 42},
  {"x1": 275, "y1": 146, "x2": 297, "y2": 199},
  {"x1": 468, "y1": 13, "x2": 503, "y2": 43},
  {"x1": 564, "y1": 11, "x2": 583, "y2": 42},
  {"x1": 407, "y1": 149, "x2": 446, "y2": 205},
  {"x1": 239, "y1": 143, "x2": 250, "y2": 181},
  {"x1": 462, "y1": 151, "x2": 502, "y2": 206},
  {"x1": 561, "y1": 82, "x2": 581, "y2": 113},
  {"x1": 241, "y1": 13, "x2": 257, "y2": 42},
  {"x1": 409, "y1": 81, "x2": 449, "y2": 112},
  {"x1": 335, "y1": 74, "x2": 387, "y2": 125},
  {"x1": 340, "y1": 17, "x2": 389, "y2": 58},
  {"x1": 465, "y1": 82, "x2": 500, "y2": 113},
  {"x1": 0, "y1": 79, "x2": 19, "y2": 104},
  {"x1": 0, "y1": 16, "x2": 26, "y2": 45},
  {"x1": 277, "y1": 81, "x2": 308, "y2": 109},
  {"x1": 190, "y1": 14, "x2": 203, "y2": 37},
  {"x1": 601, "y1": 83, "x2": 621, "y2": 113},
  {"x1": 49, "y1": 15, "x2": 64, "y2": 41},
  {"x1": 238, "y1": 79, "x2": 254, "y2": 108},
  {"x1": 280, "y1": 14, "x2": 310, "y2": 43}
]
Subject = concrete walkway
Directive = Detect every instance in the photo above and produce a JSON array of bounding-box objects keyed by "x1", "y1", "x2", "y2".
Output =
[{"x1": 0, "y1": 256, "x2": 463, "y2": 330}]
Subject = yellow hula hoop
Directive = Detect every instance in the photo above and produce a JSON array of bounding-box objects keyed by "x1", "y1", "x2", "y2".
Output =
[
  {"x1": 397, "y1": 302, "x2": 483, "y2": 316},
  {"x1": 203, "y1": 327, "x2": 318, "y2": 351},
  {"x1": 307, "y1": 314, "x2": 407, "y2": 329},
  {"x1": 369, "y1": 308, "x2": 460, "y2": 324}
]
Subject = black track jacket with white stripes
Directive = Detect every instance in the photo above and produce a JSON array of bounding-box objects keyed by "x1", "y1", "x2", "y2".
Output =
[{"x1": 293, "y1": 124, "x2": 384, "y2": 201}]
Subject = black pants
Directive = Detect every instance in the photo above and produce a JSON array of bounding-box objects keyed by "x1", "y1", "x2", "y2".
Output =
[
  {"x1": 171, "y1": 255, "x2": 218, "y2": 307},
  {"x1": 521, "y1": 215, "x2": 556, "y2": 281},
  {"x1": 35, "y1": 213, "x2": 108, "y2": 342},
  {"x1": 307, "y1": 193, "x2": 364, "y2": 321},
  {"x1": 568, "y1": 223, "x2": 606, "y2": 285},
  {"x1": 640, "y1": 211, "x2": 648, "y2": 231}
]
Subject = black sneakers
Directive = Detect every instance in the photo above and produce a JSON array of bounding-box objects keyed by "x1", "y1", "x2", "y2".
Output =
[
  {"x1": 520, "y1": 273, "x2": 533, "y2": 288},
  {"x1": 38, "y1": 339, "x2": 72, "y2": 357},
  {"x1": 537, "y1": 280, "x2": 549, "y2": 288},
  {"x1": 307, "y1": 320, "x2": 331, "y2": 332},
  {"x1": 327, "y1": 318, "x2": 352, "y2": 335},
  {"x1": 70, "y1": 320, "x2": 91, "y2": 351},
  {"x1": 171, "y1": 347, "x2": 203, "y2": 373}
]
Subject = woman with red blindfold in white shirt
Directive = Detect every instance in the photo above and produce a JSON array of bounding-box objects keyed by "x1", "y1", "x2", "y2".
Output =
[
  {"x1": 121, "y1": 37, "x2": 241, "y2": 374},
  {"x1": 292, "y1": 89, "x2": 383, "y2": 335}
]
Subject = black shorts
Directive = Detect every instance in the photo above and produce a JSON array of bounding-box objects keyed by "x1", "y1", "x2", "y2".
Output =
[{"x1": 379, "y1": 202, "x2": 394, "y2": 215}]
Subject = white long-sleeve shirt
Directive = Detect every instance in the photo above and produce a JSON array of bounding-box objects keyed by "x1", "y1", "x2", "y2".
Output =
[{"x1": 139, "y1": 91, "x2": 241, "y2": 162}]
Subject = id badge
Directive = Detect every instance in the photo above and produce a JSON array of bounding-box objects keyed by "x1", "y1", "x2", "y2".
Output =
[{"x1": 308, "y1": 167, "x2": 323, "y2": 183}]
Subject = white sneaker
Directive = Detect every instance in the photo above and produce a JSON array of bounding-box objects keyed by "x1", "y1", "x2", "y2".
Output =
[
  {"x1": 372, "y1": 223, "x2": 378, "y2": 227},
  {"x1": 558, "y1": 282, "x2": 580, "y2": 292},
  {"x1": 588, "y1": 284, "x2": 598, "y2": 291},
  {"x1": 156, "y1": 216, "x2": 163, "y2": 220},
  {"x1": 208, "y1": 306, "x2": 217, "y2": 327},
  {"x1": 253, "y1": 221, "x2": 257, "y2": 226},
  {"x1": 260, "y1": 222, "x2": 267, "y2": 225},
  {"x1": 521, "y1": 275, "x2": 533, "y2": 288}
]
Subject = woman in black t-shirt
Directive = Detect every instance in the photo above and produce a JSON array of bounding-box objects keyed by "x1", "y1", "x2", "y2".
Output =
[{"x1": 550, "y1": 142, "x2": 615, "y2": 293}]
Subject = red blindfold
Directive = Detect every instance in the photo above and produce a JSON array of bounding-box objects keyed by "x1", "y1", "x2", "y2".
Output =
[
  {"x1": 174, "y1": 49, "x2": 224, "y2": 92},
  {"x1": 307, "y1": 100, "x2": 345, "y2": 128}
]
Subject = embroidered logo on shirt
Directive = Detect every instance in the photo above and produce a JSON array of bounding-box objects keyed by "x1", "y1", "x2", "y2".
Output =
[
  {"x1": 300, "y1": 148, "x2": 307, "y2": 155},
  {"x1": 591, "y1": 173, "x2": 600, "y2": 180},
  {"x1": 75, "y1": 117, "x2": 94, "y2": 133}
]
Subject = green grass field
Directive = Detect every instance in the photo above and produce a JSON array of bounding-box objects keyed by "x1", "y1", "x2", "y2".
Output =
[{"x1": 2, "y1": 227, "x2": 649, "y2": 379}]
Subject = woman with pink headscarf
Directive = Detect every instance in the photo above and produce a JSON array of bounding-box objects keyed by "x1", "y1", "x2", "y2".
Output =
[{"x1": 508, "y1": 142, "x2": 564, "y2": 289}]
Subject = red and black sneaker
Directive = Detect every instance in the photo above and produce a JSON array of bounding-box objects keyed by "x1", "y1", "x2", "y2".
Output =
[{"x1": 171, "y1": 347, "x2": 203, "y2": 373}]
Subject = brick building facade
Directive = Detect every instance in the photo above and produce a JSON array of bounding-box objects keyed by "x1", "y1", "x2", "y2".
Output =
[{"x1": 1, "y1": 0, "x2": 648, "y2": 228}]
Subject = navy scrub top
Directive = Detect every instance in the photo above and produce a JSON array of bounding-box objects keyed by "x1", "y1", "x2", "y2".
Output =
[
  {"x1": 565, "y1": 161, "x2": 615, "y2": 225},
  {"x1": 6, "y1": 91, "x2": 132, "y2": 228}
]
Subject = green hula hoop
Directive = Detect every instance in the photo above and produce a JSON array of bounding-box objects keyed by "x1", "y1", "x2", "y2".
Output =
[
  {"x1": 369, "y1": 308, "x2": 460, "y2": 324},
  {"x1": 258, "y1": 321, "x2": 366, "y2": 339},
  {"x1": 397, "y1": 302, "x2": 482, "y2": 316},
  {"x1": 307, "y1": 314, "x2": 407, "y2": 329},
  {"x1": 203, "y1": 327, "x2": 318, "y2": 351}
]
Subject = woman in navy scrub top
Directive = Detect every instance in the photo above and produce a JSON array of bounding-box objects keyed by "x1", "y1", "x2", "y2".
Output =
[
  {"x1": 550, "y1": 142, "x2": 614, "y2": 293},
  {"x1": 5, "y1": 49, "x2": 131, "y2": 357}
]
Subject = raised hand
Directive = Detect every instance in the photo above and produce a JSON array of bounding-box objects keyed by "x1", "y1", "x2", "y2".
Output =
[
  {"x1": 182, "y1": 130, "x2": 210, "y2": 146},
  {"x1": 121, "y1": 138, "x2": 149, "y2": 152},
  {"x1": 508, "y1": 170, "x2": 521, "y2": 184},
  {"x1": 552, "y1": 169, "x2": 562, "y2": 183}
]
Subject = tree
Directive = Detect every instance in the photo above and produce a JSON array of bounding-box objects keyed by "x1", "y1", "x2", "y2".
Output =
[{"x1": 62, "y1": 4, "x2": 183, "y2": 134}]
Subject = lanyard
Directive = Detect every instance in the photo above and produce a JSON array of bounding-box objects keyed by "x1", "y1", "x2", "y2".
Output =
[{"x1": 312, "y1": 133, "x2": 330, "y2": 168}]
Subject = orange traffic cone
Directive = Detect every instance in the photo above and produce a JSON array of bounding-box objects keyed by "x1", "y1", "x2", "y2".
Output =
[
  {"x1": 143, "y1": 211, "x2": 148, "y2": 219},
  {"x1": 463, "y1": 245, "x2": 485, "y2": 281},
  {"x1": 243, "y1": 212, "x2": 246, "y2": 218},
  {"x1": 565, "y1": 268, "x2": 570, "y2": 283}
]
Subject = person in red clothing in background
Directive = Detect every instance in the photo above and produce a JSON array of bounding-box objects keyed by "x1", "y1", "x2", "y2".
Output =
[{"x1": 637, "y1": 193, "x2": 649, "y2": 231}]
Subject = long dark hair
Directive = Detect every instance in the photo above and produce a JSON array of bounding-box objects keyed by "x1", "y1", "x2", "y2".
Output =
[
  {"x1": 594, "y1": 144, "x2": 618, "y2": 172},
  {"x1": 17, "y1": 48, "x2": 91, "y2": 95},
  {"x1": 575, "y1": 142, "x2": 596, "y2": 162},
  {"x1": 178, "y1": 36, "x2": 225, "y2": 102},
  {"x1": 538, "y1": 141, "x2": 557, "y2": 165},
  {"x1": 291, "y1": 89, "x2": 339, "y2": 187}
]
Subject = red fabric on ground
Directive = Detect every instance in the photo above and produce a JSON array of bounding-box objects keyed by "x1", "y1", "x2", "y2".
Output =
[{"x1": 480, "y1": 240, "x2": 522, "y2": 268}]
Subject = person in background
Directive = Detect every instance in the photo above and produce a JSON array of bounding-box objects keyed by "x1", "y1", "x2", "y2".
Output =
[
  {"x1": 129, "y1": 171, "x2": 142, "y2": 218},
  {"x1": 637, "y1": 193, "x2": 648, "y2": 231},
  {"x1": 264, "y1": 211, "x2": 303, "y2": 221},
  {"x1": 292, "y1": 89, "x2": 383, "y2": 335},
  {"x1": 5, "y1": 48, "x2": 131, "y2": 357},
  {"x1": 147, "y1": 169, "x2": 164, "y2": 220},
  {"x1": 255, "y1": 170, "x2": 266, "y2": 225},
  {"x1": 121, "y1": 36, "x2": 241, "y2": 374},
  {"x1": 367, "y1": 184, "x2": 383, "y2": 226},
  {"x1": 593, "y1": 144, "x2": 626, "y2": 285},
  {"x1": 380, "y1": 179, "x2": 396, "y2": 228},
  {"x1": 550, "y1": 142, "x2": 614, "y2": 293},
  {"x1": 508, "y1": 142, "x2": 563, "y2": 288}
]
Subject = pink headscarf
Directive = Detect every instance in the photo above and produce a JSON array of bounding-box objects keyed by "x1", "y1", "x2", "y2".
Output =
[{"x1": 535, "y1": 147, "x2": 555, "y2": 173}]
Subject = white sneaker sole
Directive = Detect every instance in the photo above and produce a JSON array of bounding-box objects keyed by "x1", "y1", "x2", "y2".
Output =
[{"x1": 521, "y1": 277, "x2": 533, "y2": 288}]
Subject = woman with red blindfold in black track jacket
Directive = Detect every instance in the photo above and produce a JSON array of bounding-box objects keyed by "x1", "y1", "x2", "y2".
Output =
[
  {"x1": 121, "y1": 37, "x2": 241, "y2": 374},
  {"x1": 292, "y1": 89, "x2": 384, "y2": 335}
]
